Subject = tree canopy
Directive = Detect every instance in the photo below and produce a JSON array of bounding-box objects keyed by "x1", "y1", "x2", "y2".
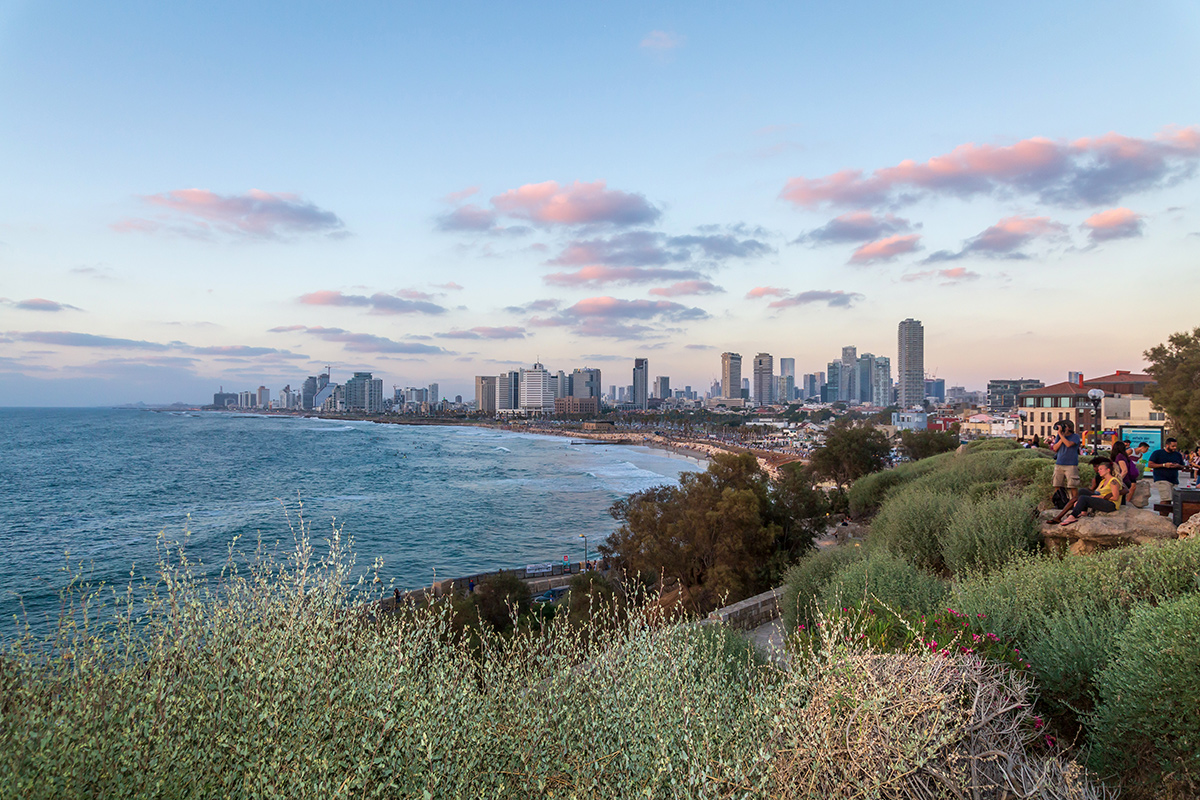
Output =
[
  {"x1": 808, "y1": 420, "x2": 892, "y2": 489},
  {"x1": 598, "y1": 452, "x2": 828, "y2": 613},
  {"x1": 1145, "y1": 327, "x2": 1200, "y2": 447},
  {"x1": 897, "y1": 429, "x2": 960, "y2": 461}
]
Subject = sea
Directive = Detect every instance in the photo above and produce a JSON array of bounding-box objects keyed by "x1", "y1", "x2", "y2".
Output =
[{"x1": 0, "y1": 408, "x2": 704, "y2": 635}]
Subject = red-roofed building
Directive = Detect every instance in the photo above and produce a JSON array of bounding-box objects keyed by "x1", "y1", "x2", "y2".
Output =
[{"x1": 1018, "y1": 371, "x2": 1167, "y2": 444}]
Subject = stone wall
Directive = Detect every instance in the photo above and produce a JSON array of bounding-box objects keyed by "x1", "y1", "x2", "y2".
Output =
[{"x1": 706, "y1": 586, "x2": 784, "y2": 630}]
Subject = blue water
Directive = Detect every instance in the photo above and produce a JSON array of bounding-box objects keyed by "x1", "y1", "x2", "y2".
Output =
[{"x1": 0, "y1": 408, "x2": 703, "y2": 634}]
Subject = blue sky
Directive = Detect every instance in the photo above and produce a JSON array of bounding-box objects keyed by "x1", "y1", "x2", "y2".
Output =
[{"x1": 2, "y1": 1, "x2": 1198, "y2": 404}]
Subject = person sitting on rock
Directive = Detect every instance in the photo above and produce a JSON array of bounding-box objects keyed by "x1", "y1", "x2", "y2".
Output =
[{"x1": 1059, "y1": 458, "x2": 1123, "y2": 526}]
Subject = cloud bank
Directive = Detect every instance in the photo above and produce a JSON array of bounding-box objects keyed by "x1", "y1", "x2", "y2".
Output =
[
  {"x1": 781, "y1": 126, "x2": 1200, "y2": 210},
  {"x1": 114, "y1": 189, "x2": 347, "y2": 240}
]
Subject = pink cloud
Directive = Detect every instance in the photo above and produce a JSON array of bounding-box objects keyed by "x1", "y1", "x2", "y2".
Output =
[
  {"x1": 491, "y1": 180, "x2": 660, "y2": 227},
  {"x1": 849, "y1": 234, "x2": 922, "y2": 264},
  {"x1": 443, "y1": 186, "x2": 480, "y2": 203},
  {"x1": 767, "y1": 290, "x2": 863, "y2": 309},
  {"x1": 780, "y1": 125, "x2": 1200, "y2": 209},
  {"x1": 745, "y1": 286, "x2": 789, "y2": 299},
  {"x1": 968, "y1": 215, "x2": 1066, "y2": 252},
  {"x1": 1082, "y1": 207, "x2": 1144, "y2": 242},
  {"x1": 544, "y1": 265, "x2": 701, "y2": 288},
  {"x1": 297, "y1": 290, "x2": 446, "y2": 315},
  {"x1": 648, "y1": 281, "x2": 723, "y2": 297},
  {"x1": 397, "y1": 289, "x2": 436, "y2": 301},
  {"x1": 117, "y1": 188, "x2": 346, "y2": 239},
  {"x1": 902, "y1": 267, "x2": 981, "y2": 284},
  {"x1": 923, "y1": 214, "x2": 1066, "y2": 262},
  {"x1": 434, "y1": 281, "x2": 465, "y2": 291}
]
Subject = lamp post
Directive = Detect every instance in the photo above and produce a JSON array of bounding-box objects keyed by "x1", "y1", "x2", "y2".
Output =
[
  {"x1": 579, "y1": 533, "x2": 588, "y2": 571},
  {"x1": 1087, "y1": 388, "x2": 1105, "y2": 455}
]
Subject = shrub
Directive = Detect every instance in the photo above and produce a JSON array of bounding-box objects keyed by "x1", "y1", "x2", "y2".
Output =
[
  {"x1": 847, "y1": 469, "x2": 908, "y2": 518},
  {"x1": 817, "y1": 549, "x2": 947, "y2": 618},
  {"x1": 780, "y1": 545, "x2": 865, "y2": 631},
  {"x1": 1090, "y1": 593, "x2": 1200, "y2": 793},
  {"x1": 870, "y1": 487, "x2": 961, "y2": 570},
  {"x1": 1023, "y1": 604, "x2": 1128, "y2": 717},
  {"x1": 941, "y1": 493, "x2": 1038, "y2": 575},
  {"x1": 950, "y1": 539, "x2": 1200, "y2": 645},
  {"x1": 0, "y1": 529, "x2": 786, "y2": 799},
  {"x1": 771, "y1": 648, "x2": 1110, "y2": 799},
  {"x1": 967, "y1": 438, "x2": 1022, "y2": 452}
]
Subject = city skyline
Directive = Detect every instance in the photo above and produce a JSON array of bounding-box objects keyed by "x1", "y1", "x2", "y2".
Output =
[{"x1": 2, "y1": 4, "x2": 1198, "y2": 405}]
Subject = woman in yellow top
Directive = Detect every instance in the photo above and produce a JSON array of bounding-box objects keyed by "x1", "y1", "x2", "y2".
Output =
[{"x1": 1060, "y1": 458, "x2": 1123, "y2": 526}]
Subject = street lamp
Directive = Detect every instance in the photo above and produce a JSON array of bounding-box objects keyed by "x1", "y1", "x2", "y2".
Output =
[
  {"x1": 1087, "y1": 388, "x2": 1106, "y2": 455},
  {"x1": 579, "y1": 533, "x2": 588, "y2": 570}
]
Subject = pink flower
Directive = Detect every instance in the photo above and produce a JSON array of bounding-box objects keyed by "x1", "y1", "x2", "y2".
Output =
[{"x1": 1033, "y1": 717, "x2": 1044, "y2": 731}]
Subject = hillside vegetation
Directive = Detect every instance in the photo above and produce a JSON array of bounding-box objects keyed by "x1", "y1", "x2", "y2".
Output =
[{"x1": 784, "y1": 439, "x2": 1200, "y2": 799}]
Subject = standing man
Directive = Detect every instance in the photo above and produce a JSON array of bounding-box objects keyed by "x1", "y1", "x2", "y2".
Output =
[
  {"x1": 1148, "y1": 437, "x2": 1187, "y2": 503},
  {"x1": 1050, "y1": 420, "x2": 1082, "y2": 519}
]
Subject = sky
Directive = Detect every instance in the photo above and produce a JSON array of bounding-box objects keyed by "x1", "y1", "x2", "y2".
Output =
[{"x1": 1, "y1": 1, "x2": 1198, "y2": 405}]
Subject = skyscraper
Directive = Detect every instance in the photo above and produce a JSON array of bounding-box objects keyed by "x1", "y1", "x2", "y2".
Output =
[
  {"x1": 345, "y1": 372, "x2": 383, "y2": 413},
  {"x1": 475, "y1": 375, "x2": 497, "y2": 415},
  {"x1": 653, "y1": 376, "x2": 670, "y2": 400},
  {"x1": 872, "y1": 356, "x2": 892, "y2": 407},
  {"x1": 632, "y1": 358, "x2": 648, "y2": 410},
  {"x1": 497, "y1": 371, "x2": 520, "y2": 411},
  {"x1": 898, "y1": 318, "x2": 925, "y2": 409},
  {"x1": 720, "y1": 352, "x2": 742, "y2": 400},
  {"x1": 753, "y1": 353, "x2": 774, "y2": 404},
  {"x1": 571, "y1": 368, "x2": 602, "y2": 399},
  {"x1": 779, "y1": 357, "x2": 795, "y2": 401},
  {"x1": 840, "y1": 346, "x2": 857, "y2": 404},
  {"x1": 824, "y1": 361, "x2": 842, "y2": 402},
  {"x1": 520, "y1": 361, "x2": 555, "y2": 414}
]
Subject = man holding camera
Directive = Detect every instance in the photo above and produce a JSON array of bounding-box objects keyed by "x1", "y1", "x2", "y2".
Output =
[{"x1": 1050, "y1": 419, "x2": 1082, "y2": 509}]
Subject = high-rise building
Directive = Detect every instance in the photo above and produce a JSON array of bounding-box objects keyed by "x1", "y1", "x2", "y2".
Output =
[
  {"x1": 779, "y1": 357, "x2": 796, "y2": 401},
  {"x1": 632, "y1": 358, "x2": 649, "y2": 410},
  {"x1": 497, "y1": 371, "x2": 520, "y2": 411},
  {"x1": 475, "y1": 376, "x2": 497, "y2": 415},
  {"x1": 898, "y1": 318, "x2": 925, "y2": 409},
  {"x1": 256, "y1": 385, "x2": 269, "y2": 408},
  {"x1": 924, "y1": 378, "x2": 946, "y2": 404},
  {"x1": 854, "y1": 354, "x2": 875, "y2": 404},
  {"x1": 721, "y1": 352, "x2": 742, "y2": 400},
  {"x1": 345, "y1": 372, "x2": 384, "y2": 413},
  {"x1": 987, "y1": 378, "x2": 1044, "y2": 411},
  {"x1": 428, "y1": 383, "x2": 439, "y2": 406},
  {"x1": 840, "y1": 346, "x2": 857, "y2": 404},
  {"x1": 520, "y1": 361, "x2": 555, "y2": 414},
  {"x1": 653, "y1": 376, "x2": 670, "y2": 400},
  {"x1": 824, "y1": 361, "x2": 842, "y2": 403},
  {"x1": 872, "y1": 356, "x2": 892, "y2": 407},
  {"x1": 753, "y1": 353, "x2": 774, "y2": 404},
  {"x1": 554, "y1": 370, "x2": 569, "y2": 399},
  {"x1": 802, "y1": 373, "x2": 817, "y2": 400},
  {"x1": 571, "y1": 368, "x2": 602, "y2": 399},
  {"x1": 301, "y1": 376, "x2": 317, "y2": 410}
]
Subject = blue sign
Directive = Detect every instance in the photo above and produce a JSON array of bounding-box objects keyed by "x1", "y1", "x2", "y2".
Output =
[{"x1": 1120, "y1": 426, "x2": 1164, "y2": 451}]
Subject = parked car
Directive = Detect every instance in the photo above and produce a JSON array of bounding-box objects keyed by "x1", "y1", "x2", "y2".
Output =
[{"x1": 532, "y1": 586, "x2": 570, "y2": 604}]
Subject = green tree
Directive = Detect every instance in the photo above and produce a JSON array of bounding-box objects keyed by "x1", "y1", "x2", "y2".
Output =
[
  {"x1": 1145, "y1": 327, "x2": 1200, "y2": 447},
  {"x1": 898, "y1": 428, "x2": 960, "y2": 460},
  {"x1": 809, "y1": 420, "x2": 891, "y2": 489},
  {"x1": 600, "y1": 452, "x2": 780, "y2": 612},
  {"x1": 475, "y1": 572, "x2": 531, "y2": 633},
  {"x1": 769, "y1": 463, "x2": 830, "y2": 563}
]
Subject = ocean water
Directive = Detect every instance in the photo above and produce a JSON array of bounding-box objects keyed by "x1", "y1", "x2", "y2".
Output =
[{"x1": 0, "y1": 408, "x2": 703, "y2": 633}]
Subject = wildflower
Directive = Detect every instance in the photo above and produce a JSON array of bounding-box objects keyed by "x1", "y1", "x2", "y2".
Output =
[{"x1": 1033, "y1": 717, "x2": 1044, "y2": 731}]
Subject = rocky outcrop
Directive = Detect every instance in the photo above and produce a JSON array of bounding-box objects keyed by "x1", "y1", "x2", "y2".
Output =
[{"x1": 1042, "y1": 507, "x2": 1178, "y2": 555}]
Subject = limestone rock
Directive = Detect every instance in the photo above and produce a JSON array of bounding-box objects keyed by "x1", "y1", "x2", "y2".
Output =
[
  {"x1": 1043, "y1": 507, "x2": 1177, "y2": 555},
  {"x1": 1177, "y1": 514, "x2": 1200, "y2": 540}
]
